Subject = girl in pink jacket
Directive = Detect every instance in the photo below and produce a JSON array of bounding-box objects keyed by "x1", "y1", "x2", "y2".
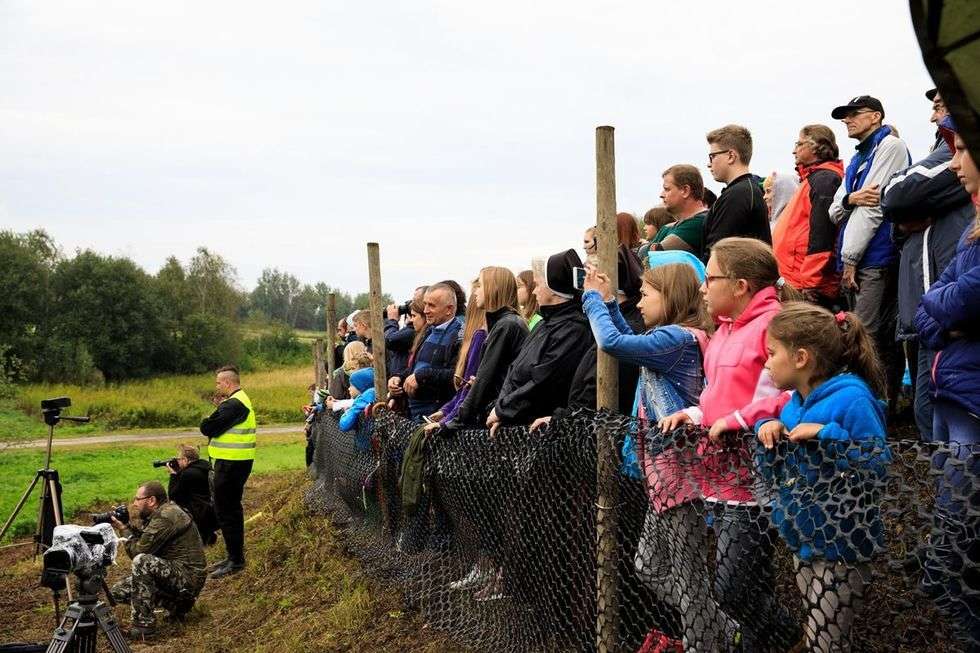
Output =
[{"x1": 660, "y1": 237, "x2": 800, "y2": 651}]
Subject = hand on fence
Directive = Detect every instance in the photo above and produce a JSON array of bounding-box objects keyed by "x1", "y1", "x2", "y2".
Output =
[
  {"x1": 708, "y1": 418, "x2": 733, "y2": 443},
  {"x1": 529, "y1": 416, "x2": 552, "y2": 433},
  {"x1": 788, "y1": 422, "x2": 823, "y2": 442},
  {"x1": 757, "y1": 420, "x2": 787, "y2": 449},
  {"x1": 658, "y1": 411, "x2": 691, "y2": 433},
  {"x1": 486, "y1": 408, "x2": 500, "y2": 439}
]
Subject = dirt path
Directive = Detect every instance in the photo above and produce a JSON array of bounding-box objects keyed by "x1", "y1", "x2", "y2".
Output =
[{"x1": 0, "y1": 424, "x2": 305, "y2": 450}]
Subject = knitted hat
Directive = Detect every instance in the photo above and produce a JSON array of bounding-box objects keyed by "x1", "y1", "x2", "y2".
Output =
[{"x1": 349, "y1": 368, "x2": 375, "y2": 393}]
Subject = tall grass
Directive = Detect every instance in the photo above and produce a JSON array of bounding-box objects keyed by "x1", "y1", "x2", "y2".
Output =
[{"x1": 17, "y1": 365, "x2": 314, "y2": 431}]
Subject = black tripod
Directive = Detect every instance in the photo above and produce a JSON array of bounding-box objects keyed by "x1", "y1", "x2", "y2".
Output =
[
  {"x1": 46, "y1": 574, "x2": 131, "y2": 653},
  {"x1": 0, "y1": 397, "x2": 90, "y2": 553}
]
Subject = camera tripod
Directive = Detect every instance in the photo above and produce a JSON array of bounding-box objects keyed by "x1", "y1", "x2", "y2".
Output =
[
  {"x1": 46, "y1": 576, "x2": 131, "y2": 653},
  {"x1": 0, "y1": 397, "x2": 89, "y2": 554}
]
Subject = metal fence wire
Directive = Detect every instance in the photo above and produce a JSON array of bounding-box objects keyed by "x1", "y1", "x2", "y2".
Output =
[{"x1": 304, "y1": 407, "x2": 979, "y2": 653}]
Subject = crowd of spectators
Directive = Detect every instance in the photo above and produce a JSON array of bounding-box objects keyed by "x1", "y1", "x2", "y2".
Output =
[{"x1": 304, "y1": 90, "x2": 979, "y2": 651}]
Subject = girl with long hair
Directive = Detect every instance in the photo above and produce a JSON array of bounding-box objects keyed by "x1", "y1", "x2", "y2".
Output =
[
  {"x1": 756, "y1": 302, "x2": 890, "y2": 652},
  {"x1": 659, "y1": 237, "x2": 802, "y2": 650},
  {"x1": 515, "y1": 270, "x2": 541, "y2": 330}
]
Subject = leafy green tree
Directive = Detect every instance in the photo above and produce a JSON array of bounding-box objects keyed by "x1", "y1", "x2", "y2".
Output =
[
  {"x1": 0, "y1": 229, "x2": 58, "y2": 376},
  {"x1": 48, "y1": 251, "x2": 170, "y2": 380},
  {"x1": 186, "y1": 247, "x2": 242, "y2": 319}
]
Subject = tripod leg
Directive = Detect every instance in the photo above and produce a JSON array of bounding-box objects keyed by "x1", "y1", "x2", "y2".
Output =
[
  {"x1": 0, "y1": 472, "x2": 41, "y2": 541},
  {"x1": 94, "y1": 602, "x2": 132, "y2": 653},
  {"x1": 48, "y1": 477, "x2": 64, "y2": 526},
  {"x1": 46, "y1": 602, "x2": 83, "y2": 653}
]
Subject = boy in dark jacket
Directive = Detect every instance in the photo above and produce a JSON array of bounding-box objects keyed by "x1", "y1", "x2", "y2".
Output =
[{"x1": 166, "y1": 444, "x2": 218, "y2": 546}]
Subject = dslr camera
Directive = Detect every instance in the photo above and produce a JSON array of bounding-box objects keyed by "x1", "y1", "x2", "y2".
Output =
[
  {"x1": 397, "y1": 300, "x2": 412, "y2": 317},
  {"x1": 91, "y1": 504, "x2": 129, "y2": 526},
  {"x1": 153, "y1": 457, "x2": 179, "y2": 471}
]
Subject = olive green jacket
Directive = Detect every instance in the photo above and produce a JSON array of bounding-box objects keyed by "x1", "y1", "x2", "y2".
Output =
[{"x1": 122, "y1": 501, "x2": 207, "y2": 581}]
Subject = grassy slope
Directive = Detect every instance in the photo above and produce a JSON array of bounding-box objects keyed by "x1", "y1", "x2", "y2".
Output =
[
  {"x1": 0, "y1": 473, "x2": 464, "y2": 652},
  {"x1": 0, "y1": 434, "x2": 306, "y2": 541},
  {"x1": 9, "y1": 365, "x2": 313, "y2": 437}
]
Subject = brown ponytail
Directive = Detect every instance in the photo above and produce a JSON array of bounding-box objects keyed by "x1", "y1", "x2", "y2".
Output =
[
  {"x1": 711, "y1": 237, "x2": 802, "y2": 302},
  {"x1": 768, "y1": 302, "x2": 887, "y2": 398}
]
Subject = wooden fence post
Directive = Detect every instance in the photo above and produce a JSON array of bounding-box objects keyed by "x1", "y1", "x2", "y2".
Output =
[
  {"x1": 313, "y1": 338, "x2": 325, "y2": 388},
  {"x1": 595, "y1": 125, "x2": 620, "y2": 652},
  {"x1": 325, "y1": 293, "x2": 337, "y2": 383},
  {"x1": 367, "y1": 243, "x2": 388, "y2": 402}
]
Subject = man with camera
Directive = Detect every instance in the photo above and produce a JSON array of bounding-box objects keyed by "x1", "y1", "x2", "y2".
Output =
[
  {"x1": 162, "y1": 444, "x2": 218, "y2": 546},
  {"x1": 109, "y1": 480, "x2": 207, "y2": 640},
  {"x1": 200, "y1": 364, "x2": 255, "y2": 579}
]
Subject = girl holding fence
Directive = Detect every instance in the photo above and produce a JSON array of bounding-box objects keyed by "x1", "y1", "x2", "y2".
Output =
[
  {"x1": 581, "y1": 260, "x2": 742, "y2": 651},
  {"x1": 659, "y1": 237, "x2": 801, "y2": 651},
  {"x1": 754, "y1": 302, "x2": 890, "y2": 653}
]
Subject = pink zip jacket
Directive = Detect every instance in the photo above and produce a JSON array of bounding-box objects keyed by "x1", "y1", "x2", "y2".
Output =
[{"x1": 683, "y1": 286, "x2": 789, "y2": 502}]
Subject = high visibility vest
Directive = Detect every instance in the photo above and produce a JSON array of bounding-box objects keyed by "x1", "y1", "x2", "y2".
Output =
[{"x1": 209, "y1": 389, "x2": 256, "y2": 461}]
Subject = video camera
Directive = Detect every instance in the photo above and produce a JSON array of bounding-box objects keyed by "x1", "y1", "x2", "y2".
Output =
[{"x1": 41, "y1": 523, "x2": 119, "y2": 591}]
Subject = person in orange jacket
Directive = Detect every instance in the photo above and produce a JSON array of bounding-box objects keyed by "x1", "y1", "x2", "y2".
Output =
[{"x1": 772, "y1": 124, "x2": 845, "y2": 309}]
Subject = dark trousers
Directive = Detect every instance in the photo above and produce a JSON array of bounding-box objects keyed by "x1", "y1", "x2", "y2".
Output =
[{"x1": 213, "y1": 458, "x2": 253, "y2": 564}]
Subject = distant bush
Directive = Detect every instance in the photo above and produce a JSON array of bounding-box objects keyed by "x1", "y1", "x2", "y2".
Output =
[{"x1": 242, "y1": 324, "x2": 308, "y2": 370}]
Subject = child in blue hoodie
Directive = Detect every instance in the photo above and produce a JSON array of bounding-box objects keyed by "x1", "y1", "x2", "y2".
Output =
[
  {"x1": 754, "y1": 302, "x2": 891, "y2": 653},
  {"x1": 339, "y1": 368, "x2": 376, "y2": 451}
]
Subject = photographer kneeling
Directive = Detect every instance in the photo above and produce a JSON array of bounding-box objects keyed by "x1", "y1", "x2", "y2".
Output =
[
  {"x1": 108, "y1": 480, "x2": 207, "y2": 640},
  {"x1": 165, "y1": 444, "x2": 219, "y2": 546}
]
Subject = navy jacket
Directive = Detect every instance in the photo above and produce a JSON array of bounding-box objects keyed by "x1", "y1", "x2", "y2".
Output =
[
  {"x1": 882, "y1": 142, "x2": 974, "y2": 340},
  {"x1": 915, "y1": 227, "x2": 980, "y2": 416}
]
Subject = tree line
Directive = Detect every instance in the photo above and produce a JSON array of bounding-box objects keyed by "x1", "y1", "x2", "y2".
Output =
[{"x1": 0, "y1": 229, "x2": 384, "y2": 384}]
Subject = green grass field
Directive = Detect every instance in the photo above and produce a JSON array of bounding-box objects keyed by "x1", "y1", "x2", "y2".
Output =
[
  {"x1": 0, "y1": 435, "x2": 307, "y2": 542},
  {"x1": 9, "y1": 365, "x2": 314, "y2": 437}
]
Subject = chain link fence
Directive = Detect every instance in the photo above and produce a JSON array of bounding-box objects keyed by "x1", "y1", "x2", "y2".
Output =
[{"x1": 305, "y1": 407, "x2": 978, "y2": 652}]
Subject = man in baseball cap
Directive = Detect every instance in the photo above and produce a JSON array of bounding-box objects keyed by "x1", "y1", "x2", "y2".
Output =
[
  {"x1": 828, "y1": 94, "x2": 911, "y2": 415},
  {"x1": 831, "y1": 95, "x2": 886, "y2": 120}
]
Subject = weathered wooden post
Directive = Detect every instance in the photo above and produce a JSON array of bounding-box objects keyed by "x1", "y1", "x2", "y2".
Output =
[
  {"x1": 595, "y1": 125, "x2": 620, "y2": 652},
  {"x1": 325, "y1": 293, "x2": 337, "y2": 383},
  {"x1": 366, "y1": 243, "x2": 388, "y2": 402},
  {"x1": 313, "y1": 338, "x2": 325, "y2": 388}
]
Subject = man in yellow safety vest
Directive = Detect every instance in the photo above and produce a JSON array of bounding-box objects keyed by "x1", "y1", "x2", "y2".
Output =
[{"x1": 199, "y1": 365, "x2": 255, "y2": 579}]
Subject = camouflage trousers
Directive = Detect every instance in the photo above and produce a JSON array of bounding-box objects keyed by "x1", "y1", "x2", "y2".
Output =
[{"x1": 110, "y1": 553, "x2": 205, "y2": 627}]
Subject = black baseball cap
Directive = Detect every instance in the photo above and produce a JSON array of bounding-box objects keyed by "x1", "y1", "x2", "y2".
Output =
[
  {"x1": 831, "y1": 95, "x2": 885, "y2": 120},
  {"x1": 926, "y1": 88, "x2": 939, "y2": 101}
]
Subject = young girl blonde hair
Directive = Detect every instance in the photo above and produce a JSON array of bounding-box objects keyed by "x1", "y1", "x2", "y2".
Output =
[
  {"x1": 516, "y1": 270, "x2": 539, "y2": 320},
  {"x1": 480, "y1": 266, "x2": 519, "y2": 313},
  {"x1": 768, "y1": 302, "x2": 887, "y2": 398},
  {"x1": 453, "y1": 286, "x2": 487, "y2": 385},
  {"x1": 342, "y1": 341, "x2": 371, "y2": 372}
]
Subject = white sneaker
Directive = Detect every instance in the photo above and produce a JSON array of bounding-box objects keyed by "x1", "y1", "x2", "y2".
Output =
[{"x1": 449, "y1": 563, "x2": 491, "y2": 590}]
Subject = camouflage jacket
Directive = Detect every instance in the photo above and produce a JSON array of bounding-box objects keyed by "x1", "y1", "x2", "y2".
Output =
[{"x1": 122, "y1": 501, "x2": 207, "y2": 580}]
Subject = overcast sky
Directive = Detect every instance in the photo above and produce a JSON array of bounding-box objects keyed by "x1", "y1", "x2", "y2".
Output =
[{"x1": 1, "y1": 1, "x2": 937, "y2": 301}]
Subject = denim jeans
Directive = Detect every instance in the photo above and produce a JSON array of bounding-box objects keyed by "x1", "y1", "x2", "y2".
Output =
[{"x1": 922, "y1": 400, "x2": 980, "y2": 649}]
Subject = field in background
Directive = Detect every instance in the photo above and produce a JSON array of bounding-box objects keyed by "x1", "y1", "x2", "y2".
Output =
[
  {"x1": 0, "y1": 434, "x2": 307, "y2": 541},
  {"x1": 10, "y1": 365, "x2": 313, "y2": 436}
]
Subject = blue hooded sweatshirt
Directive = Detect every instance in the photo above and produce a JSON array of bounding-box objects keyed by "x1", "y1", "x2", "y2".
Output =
[
  {"x1": 754, "y1": 373, "x2": 892, "y2": 562},
  {"x1": 339, "y1": 368, "x2": 376, "y2": 448}
]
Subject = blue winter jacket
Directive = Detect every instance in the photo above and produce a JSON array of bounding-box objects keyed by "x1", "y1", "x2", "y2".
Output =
[
  {"x1": 914, "y1": 226, "x2": 980, "y2": 416},
  {"x1": 754, "y1": 373, "x2": 891, "y2": 562},
  {"x1": 582, "y1": 290, "x2": 705, "y2": 477}
]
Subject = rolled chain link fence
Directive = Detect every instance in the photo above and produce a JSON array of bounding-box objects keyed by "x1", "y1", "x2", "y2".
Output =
[{"x1": 305, "y1": 408, "x2": 978, "y2": 652}]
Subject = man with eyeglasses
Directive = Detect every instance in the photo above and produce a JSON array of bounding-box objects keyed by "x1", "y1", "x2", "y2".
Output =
[
  {"x1": 703, "y1": 124, "x2": 771, "y2": 262},
  {"x1": 881, "y1": 89, "x2": 973, "y2": 440},
  {"x1": 829, "y1": 95, "x2": 911, "y2": 412},
  {"x1": 109, "y1": 480, "x2": 207, "y2": 640}
]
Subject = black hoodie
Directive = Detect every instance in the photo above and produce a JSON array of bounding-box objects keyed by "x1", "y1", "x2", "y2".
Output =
[{"x1": 493, "y1": 299, "x2": 592, "y2": 425}]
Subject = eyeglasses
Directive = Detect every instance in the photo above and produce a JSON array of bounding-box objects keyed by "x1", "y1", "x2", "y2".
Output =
[
  {"x1": 133, "y1": 495, "x2": 151, "y2": 503},
  {"x1": 707, "y1": 150, "x2": 731, "y2": 162},
  {"x1": 704, "y1": 274, "x2": 732, "y2": 287}
]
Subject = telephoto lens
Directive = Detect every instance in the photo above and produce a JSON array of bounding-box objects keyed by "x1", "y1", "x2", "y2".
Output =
[
  {"x1": 91, "y1": 504, "x2": 129, "y2": 526},
  {"x1": 152, "y1": 457, "x2": 178, "y2": 469}
]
